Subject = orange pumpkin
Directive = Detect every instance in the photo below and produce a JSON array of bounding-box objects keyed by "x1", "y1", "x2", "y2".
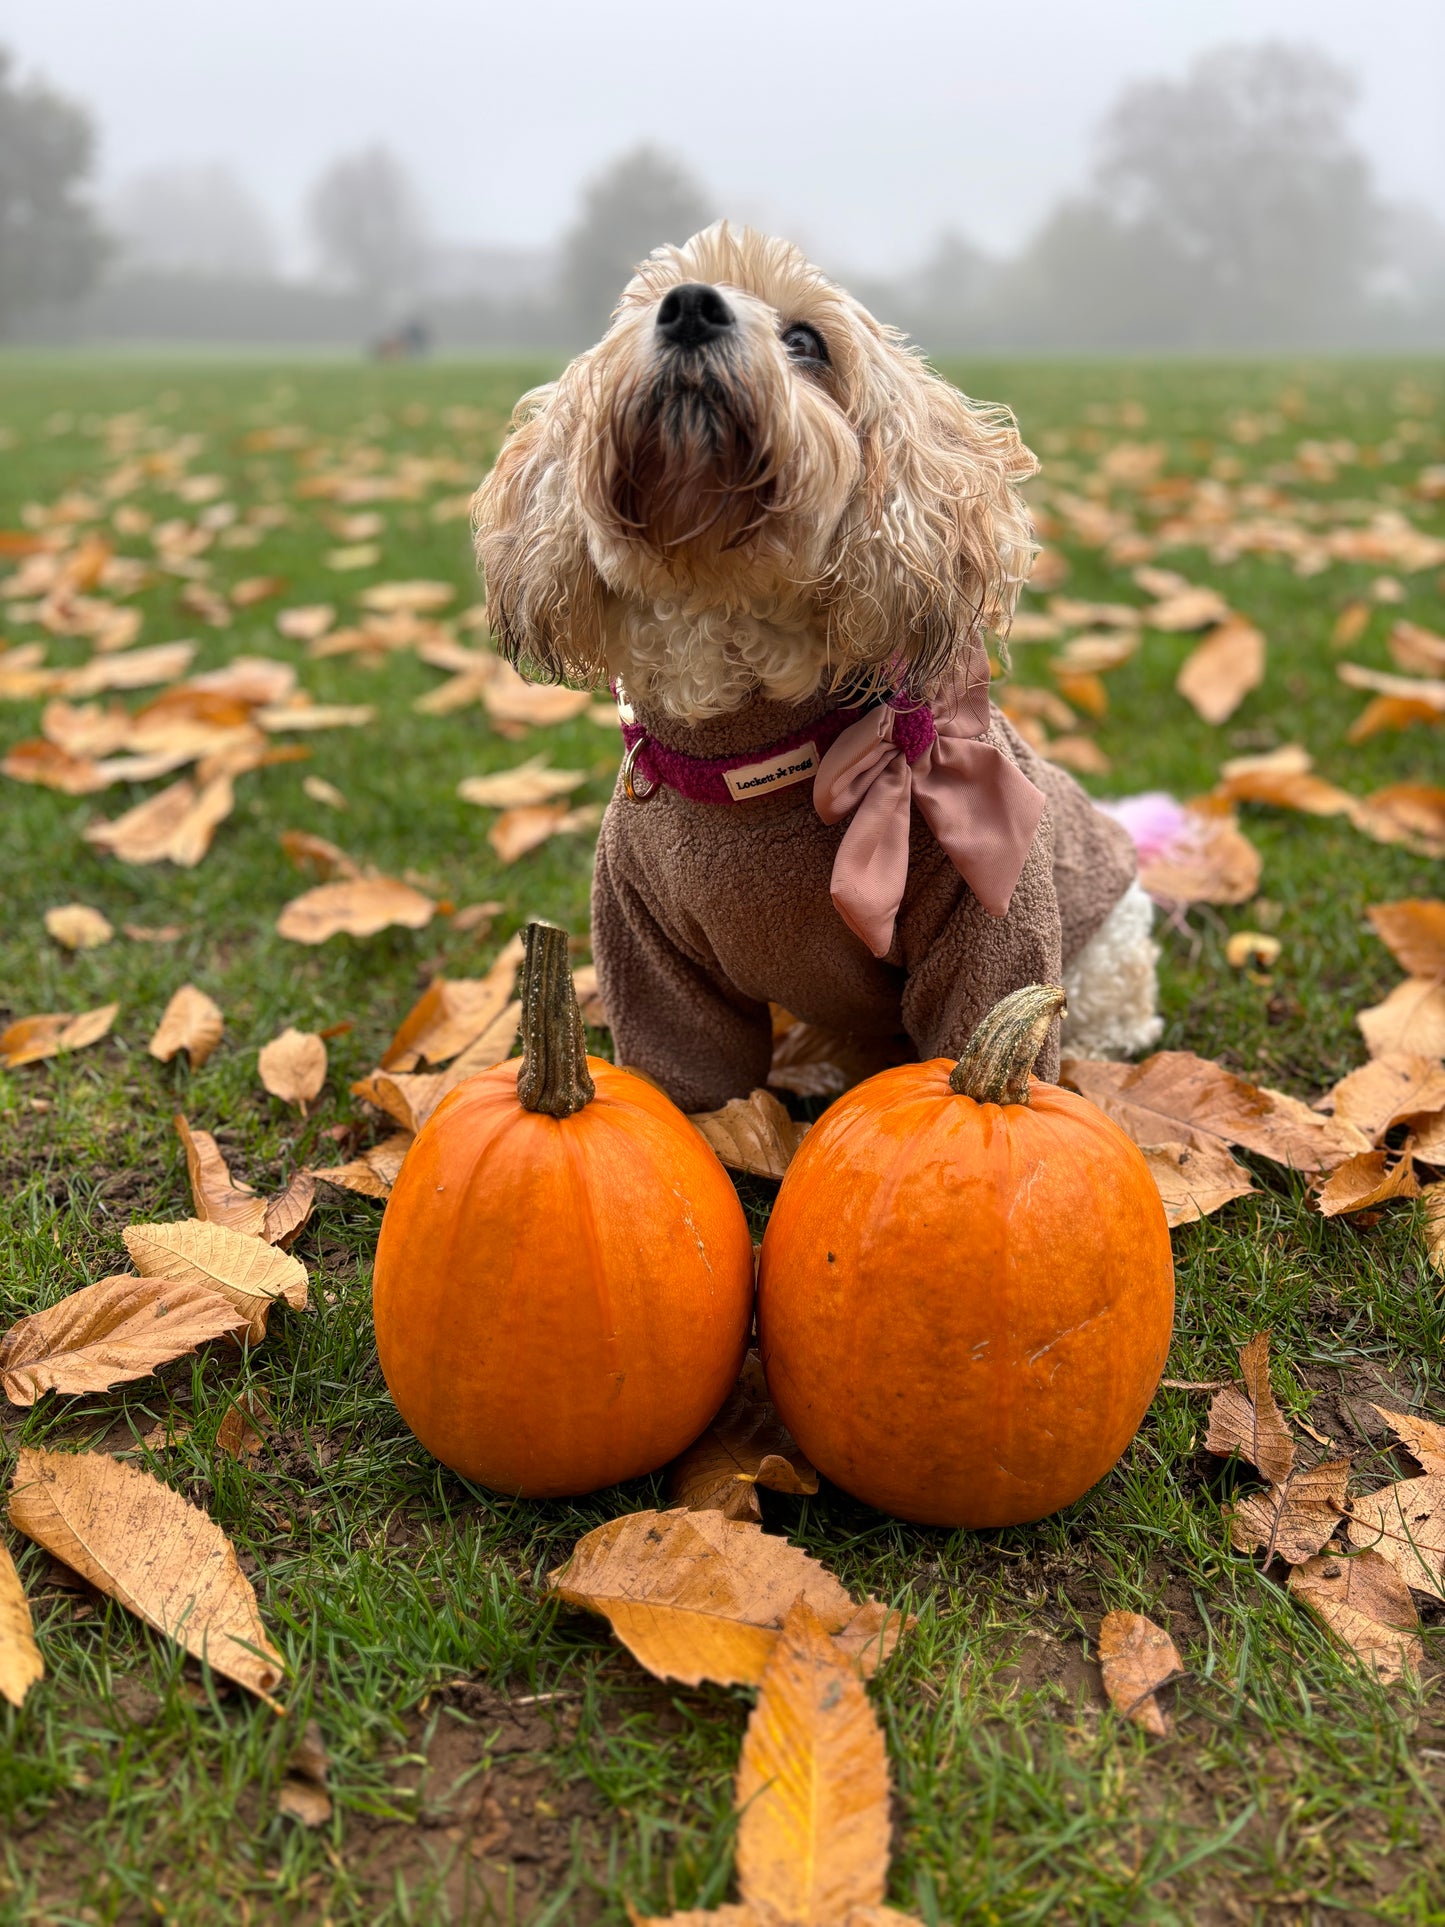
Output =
[
  {"x1": 757, "y1": 985, "x2": 1174, "y2": 1528},
  {"x1": 372, "y1": 920, "x2": 754, "y2": 1497}
]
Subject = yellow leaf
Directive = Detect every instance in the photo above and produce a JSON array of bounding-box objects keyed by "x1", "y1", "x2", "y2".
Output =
[
  {"x1": 734, "y1": 1598, "x2": 890, "y2": 1923},
  {"x1": 44, "y1": 903, "x2": 113, "y2": 950},
  {"x1": 1, "y1": 1003, "x2": 119, "y2": 1069},
  {"x1": 173, "y1": 1113, "x2": 267, "y2": 1235},
  {"x1": 1317, "y1": 1150, "x2": 1420, "y2": 1218},
  {"x1": 1138, "y1": 1139, "x2": 1256, "y2": 1228},
  {"x1": 379, "y1": 935, "x2": 524, "y2": 1070},
  {"x1": 0, "y1": 1275, "x2": 244, "y2": 1405},
  {"x1": 124, "y1": 1217, "x2": 307, "y2": 1341},
  {"x1": 1223, "y1": 931, "x2": 1281, "y2": 970},
  {"x1": 1366, "y1": 899, "x2": 1445, "y2": 979},
  {"x1": 8, "y1": 1448, "x2": 284, "y2": 1705},
  {"x1": 0, "y1": 1537, "x2": 43, "y2": 1708},
  {"x1": 275, "y1": 876, "x2": 434, "y2": 943},
  {"x1": 549, "y1": 1508, "x2": 906, "y2": 1688},
  {"x1": 1322, "y1": 1053, "x2": 1445, "y2": 1144},
  {"x1": 257, "y1": 1027, "x2": 327, "y2": 1111},
  {"x1": 1357, "y1": 980, "x2": 1445, "y2": 1061},
  {"x1": 690, "y1": 1089, "x2": 809, "y2": 1181},
  {"x1": 84, "y1": 773, "x2": 234, "y2": 866},
  {"x1": 61, "y1": 640, "x2": 196, "y2": 696},
  {"x1": 1175, "y1": 616, "x2": 1266, "y2": 724},
  {"x1": 1097, "y1": 1611, "x2": 1184, "y2": 1737},
  {"x1": 1373, "y1": 1403, "x2": 1445, "y2": 1474},
  {"x1": 148, "y1": 985, "x2": 224, "y2": 1068}
]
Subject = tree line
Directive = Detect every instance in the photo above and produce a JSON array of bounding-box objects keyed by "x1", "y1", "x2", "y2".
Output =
[{"x1": 2, "y1": 41, "x2": 1442, "y2": 353}]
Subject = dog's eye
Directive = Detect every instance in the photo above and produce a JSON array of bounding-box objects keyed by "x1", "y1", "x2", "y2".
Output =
[{"x1": 781, "y1": 322, "x2": 829, "y2": 368}]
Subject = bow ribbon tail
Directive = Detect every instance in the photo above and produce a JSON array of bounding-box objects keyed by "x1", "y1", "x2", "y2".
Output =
[
  {"x1": 913, "y1": 738, "x2": 1047, "y2": 918},
  {"x1": 826, "y1": 756, "x2": 914, "y2": 957}
]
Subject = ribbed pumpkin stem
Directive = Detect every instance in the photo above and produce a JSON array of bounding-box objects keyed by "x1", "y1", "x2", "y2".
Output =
[
  {"x1": 949, "y1": 984, "x2": 1067, "y2": 1106},
  {"x1": 516, "y1": 920, "x2": 594, "y2": 1117}
]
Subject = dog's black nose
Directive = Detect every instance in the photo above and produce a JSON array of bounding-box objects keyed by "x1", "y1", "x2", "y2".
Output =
[{"x1": 656, "y1": 282, "x2": 735, "y2": 349}]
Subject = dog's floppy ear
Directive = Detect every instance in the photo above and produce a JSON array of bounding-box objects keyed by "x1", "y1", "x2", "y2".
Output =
[
  {"x1": 825, "y1": 338, "x2": 1037, "y2": 699},
  {"x1": 472, "y1": 383, "x2": 607, "y2": 684}
]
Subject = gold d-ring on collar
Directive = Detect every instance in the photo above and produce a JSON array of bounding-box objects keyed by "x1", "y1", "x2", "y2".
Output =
[{"x1": 621, "y1": 735, "x2": 659, "y2": 803}]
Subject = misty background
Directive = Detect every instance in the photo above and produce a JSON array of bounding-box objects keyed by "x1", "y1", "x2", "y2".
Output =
[{"x1": 2, "y1": 0, "x2": 1443, "y2": 354}]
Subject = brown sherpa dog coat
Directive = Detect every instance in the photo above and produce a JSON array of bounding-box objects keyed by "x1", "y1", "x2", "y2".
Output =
[{"x1": 473, "y1": 225, "x2": 1159, "y2": 1111}]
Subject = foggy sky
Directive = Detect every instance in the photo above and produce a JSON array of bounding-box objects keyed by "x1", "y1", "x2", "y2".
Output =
[{"x1": 7, "y1": 0, "x2": 1444, "y2": 272}]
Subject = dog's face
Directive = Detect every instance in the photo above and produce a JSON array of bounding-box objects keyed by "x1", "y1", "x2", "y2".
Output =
[{"x1": 474, "y1": 224, "x2": 1037, "y2": 721}]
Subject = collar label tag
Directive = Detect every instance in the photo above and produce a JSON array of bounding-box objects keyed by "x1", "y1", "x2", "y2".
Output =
[{"x1": 723, "y1": 741, "x2": 820, "y2": 803}]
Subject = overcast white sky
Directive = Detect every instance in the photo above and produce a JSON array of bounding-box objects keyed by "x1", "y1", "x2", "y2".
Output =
[{"x1": 7, "y1": 0, "x2": 1444, "y2": 271}]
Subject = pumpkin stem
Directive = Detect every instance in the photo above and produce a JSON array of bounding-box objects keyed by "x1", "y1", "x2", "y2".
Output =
[
  {"x1": 949, "y1": 984, "x2": 1067, "y2": 1106},
  {"x1": 516, "y1": 920, "x2": 595, "y2": 1117}
]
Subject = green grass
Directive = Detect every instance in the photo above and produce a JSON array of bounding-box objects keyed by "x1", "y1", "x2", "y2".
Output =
[{"x1": 1, "y1": 354, "x2": 1443, "y2": 1925}]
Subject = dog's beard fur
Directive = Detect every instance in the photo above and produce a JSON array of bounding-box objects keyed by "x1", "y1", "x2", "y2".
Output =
[{"x1": 474, "y1": 224, "x2": 1038, "y2": 725}]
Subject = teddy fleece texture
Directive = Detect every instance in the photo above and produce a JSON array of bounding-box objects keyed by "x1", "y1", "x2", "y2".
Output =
[{"x1": 592, "y1": 683, "x2": 1138, "y2": 1113}]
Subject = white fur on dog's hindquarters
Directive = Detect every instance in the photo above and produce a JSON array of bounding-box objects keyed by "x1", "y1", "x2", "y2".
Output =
[{"x1": 1059, "y1": 879, "x2": 1163, "y2": 1061}]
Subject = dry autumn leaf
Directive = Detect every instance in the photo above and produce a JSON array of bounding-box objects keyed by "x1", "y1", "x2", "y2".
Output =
[
  {"x1": 215, "y1": 1388, "x2": 272, "y2": 1463},
  {"x1": 487, "y1": 801, "x2": 600, "y2": 864},
  {"x1": 257, "y1": 1028, "x2": 327, "y2": 1113},
  {"x1": 61, "y1": 639, "x2": 196, "y2": 696},
  {"x1": 1423, "y1": 1183, "x2": 1445, "y2": 1275},
  {"x1": 0, "y1": 1538, "x2": 43, "y2": 1708},
  {"x1": 1137, "y1": 804, "x2": 1262, "y2": 906},
  {"x1": 276, "y1": 876, "x2": 435, "y2": 944},
  {"x1": 1205, "y1": 1334, "x2": 1296, "y2": 1485},
  {"x1": 302, "y1": 775, "x2": 347, "y2": 811},
  {"x1": 457, "y1": 756, "x2": 586, "y2": 808},
  {"x1": 1138, "y1": 1140, "x2": 1256, "y2": 1227},
  {"x1": 44, "y1": 903, "x2": 113, "y2": 951},
  {"x1": 148, "y1": 985, "x2": 224, "y2": 1068},
  {"x1": 1373, "y1": 1404, "x2": 1445, "y2": 1473},
  {"x1": 8, "y1": 1448, "x2": 285, "y2": 1705},
  {"x1": 549, "y1": 1508, "x2": 905, "y2": 1687},
  {"x1": 482, "y1": 659, "x2": 594, "y2": 727},
  {"x1": 311, "y1": 1132, "x2": 414, "y2": 1200},
  {"x1": 668, "y1": 1353, "x2": 819, "y2": 1521},
  {"x1": 173, "y1": 1114, "x2": 267, "y2": 1235},
  {"x1": 1097, "y1": 1611, "x2": 1183, "y2": 1737},
  {"x1": 1229, "y1": 1459, "x2": 1351, "y2": 1566},
  {"x1": 1352, "y1": 784, "x2": 1445, "y2": 859},
  {"x1": 1366, "y1": 900, "x2": 1445, "y2": 979},
  {"x1": 1062, "y1": 1051, "x2": 1368, "y2": 1173},
  {"x1": 1348, "y1": 1473, "x2": 1445, "y2": 1601},
  {"x1": 1338, "y1": 661, "x2": 1445, "y2": 712},
  {"x1": 1322, "y1": 1054, "x2": 1445, "y2": 1143},
  {"x1": 1, "y1": 1003, "x2": 119, "y2": 1070},
  {"x1": 84, "y1": 773, "x2": 235, "y2": 867},
  {"x1": 1148, "y1": 586, "x2": 1231, "y2": 631},
  {"x1": 276, "y1": 604, "x2": 335, "y2": 642},
  {"x1": 690, "y1": 1090, "x2": 809, "y2": 1181},
  {"x1": 1348, "y1": 695, "x2": 1444, "y2": 742},
  {"x1": 1175, "y1": 616, "x2": 1266, "y2": 724},
  {"x1": 1317, "y1": 1149, "x2": 1421, "y2": 1217},
  {"x1": 279, "y1": 828, "x2": 361, "y2": 881},
  {"x1": 279, "y1": 1718, "x2": 332, "y2": 1827},
  {"x1": 262, "y1": 1171, "x2": 316, "y2": 1249},
  {"x1": 380, "y1": 936, "x2": 525, "y2": 1071},
  {"x1": 1357, "y1": 980, "x2": 1445, "y2": 1061},
  {"x1": 3, "y1": 739, "x2": 106, "y2": 793},
  {"x1": 124, "y1": 1218, "x2": 307, "y2": 1341},
  {"x1": 0, "y1": 1276, "x2": 244, "y2": 1405},
  {"x1": 1288, "y1": 1549, "x2": 1421, "y2": 1683}
]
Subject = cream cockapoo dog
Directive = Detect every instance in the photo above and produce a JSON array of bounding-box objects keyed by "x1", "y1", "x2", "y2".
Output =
[{"x1": 474, "y1": 224, "x2": 1160, "y2": 1112}]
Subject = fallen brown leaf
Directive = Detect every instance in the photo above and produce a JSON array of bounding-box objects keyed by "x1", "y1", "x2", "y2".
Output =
[
  {"x1": 1176, "y1": 616, "x2": 1265, "y2": 724},
  {"x1": 0, "y1": 1538, "x2": 43, "y2": 1708},
  {"x1": 1318, "y1": 1149, "x2": 1421, "y2": 1218},
  {"x1": 1351, "y1": 784, "x2": 1445, "y2": 859},
  {"x1": 1052, "y1": 631, "x2": 1139, "y2": 674},
  {"x1": 1348, "y1": 695, "x2": 1444, "y2": 741},
  {"x1": 257, "y1": 1028, "x2": 327, "y2": 1113},
  {"x1": 1288, "y1": 1549, "x2": 1422, "y2": 1682},
  {"x1": 311, "y1": 1133, "x2": 414, "y2": 1200},
  {"x1": 690, "y1": 1089, "x2": 809, "y2": 1181},
  {"x1": 173, "y1": 1114, "x2": 266, "y2": 1234},
  {"x1": 482, "y1": 659, "x2": 594, "y2": 727},
  {"x1": 1388, "y1": 619, "x2": 1445, "y2": 677},
  {"x1": 1348, "y1": 1472, "x2": 1445, "y2": 1601},
  {"x1": 148, "y1": 985, "x2": 224, "y2": 1068},
  {"x1": 1097, "y1": 1611, "x2": 1183, "y2": 1737},
  {"x1": 1, "y1": 1003, "x2": 119, "y2": 1069},
  {"x1": 1332, "y1": 601, "x2": 1371, "y2": 649},
  {"x1": 549, "y1": 1508, "x2": 905, "y2": 1687},
  {"x1": 1366, "y1": 900, "x2": 1445, "y2": 979},
  {"x1": 61, "y1": 640, "x2": 195, "y2": 696},
  {"x1": 1148, "y1": 586, "x2": 1231, "y2": 631},
  {"x1": 84, "y1": 773, "x2": 234, "y2": 867},
  {"x1": 1321, "y1": 1053, "x2": 1445, "y2": 1143},
  {"x1": 278, "y1": 828, "x2": 361, "y2": 881},
  {"x1": 1357, "y1": 980, "x2": 1445, "y2": 1060},
  {"x1": 279, "y1": 1717, "x2": 332, "y2": 1827},
  {"x1": 276, "y1": 604, "x2": 335, "y2": 642},
  {"x1": 766, "y1": 1014, "x2": 901, "y2": 1100},
  {"x1": 1229, "y1": 1459, "x2": 1351, "y2": 1565},
  {"x1": 44, "y1": 904, "x2": 113, "y2": 950},
  {"x1": 1062, "y1": 1052, "x2": 1368, "y2": 1174},
  {"x1": 0, "y1": 1276, "x2": 244, "y2": 1405},
  {"x1": 668, "y1": 1353, "x2": 819, "y2": 1521},
  {"x1": 1137, "y1": 804, "x2": 1262, "y2": 906},
  {"x1": 275, "y1": 876, "x2": 435, "y2": 943},
  {"x1": 125, "y1": 923, "x2": 184, "y2": 943},
  {"x1": 255, "y1": 702, "x2": 375, "y2": 732},
  {"x1": 458, "y1": 756, "x2": 586, "y2": 808},
  {"x1": 359, "y1": 578, "x2": 454, "y2": 614},
  {"x1": 1217, "y1": 766, "x2": 1355, "y2": 817},
  {"x1": 487, "y1": 801, "x2": 600, "y2": 864},
  {"x1": 215, "y1": 1388, "x2": 272, "y2": 1464},
  {"x1": 1205, "y1": 1334, "x2": 1296, "y2": 1484},
  {"x1": 1046, "y1": 734, "x2": 1112, "y2": 775},
  {"x1": 261, "y1": 1172, "x2": 316, "y2": 1249},
  {"x1": 2, "y1": 739, "x2": 105, "y2": 793},
  {"x1": 1337, "y1": 661, "x2": 1445, "y2": 711},
  {"x1": 1424, "y1": 1183, "x2": 1445, "y2": 1274},
  {"x1": 301, "y1": 775, "x2": 347, "y2": 811},
  {"x1": 124, "y1": 1218, "x2": 307, "y2": 1341},
  {"x1": 1139, "y1": 1140, "x2": 1256, "y2": 1227},
  {"x1": 8, "y1": 1448, "x2": 284, "y2": 1704},
  {"x1": 1374, "y1": 1404, "x2": 1445, "y2": 1473}
]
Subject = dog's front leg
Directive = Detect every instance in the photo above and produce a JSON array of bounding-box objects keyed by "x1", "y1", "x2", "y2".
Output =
[
  {"x1": 899, "y1": 814, "x2": 1065, "y2": 1081},
  {"x1": 592, "y1": 828, "x2": 772, "y2": 1114}
]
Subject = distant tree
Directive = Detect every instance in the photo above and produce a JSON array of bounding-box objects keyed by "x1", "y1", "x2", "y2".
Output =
[
  {"x1": 110, "y1": 164, "x2": 277, "y2": 280},
  {"x1": 1090, "y1": 42, "x2": 1380, "y2": 345},
  {"x1": 559, "y1": 145, "x2": 712, "y2": 341},
  {"x1": 0, "y1": 47, "x2": 107, "y2": 335},
  {"x1": 308, "y1": 146, "x2": 427, "y2": 312}
]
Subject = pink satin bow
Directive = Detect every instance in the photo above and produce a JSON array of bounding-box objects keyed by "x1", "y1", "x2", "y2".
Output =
[{"x1": 813, "y1": 683, "x2": 1046, "y2": 957}]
